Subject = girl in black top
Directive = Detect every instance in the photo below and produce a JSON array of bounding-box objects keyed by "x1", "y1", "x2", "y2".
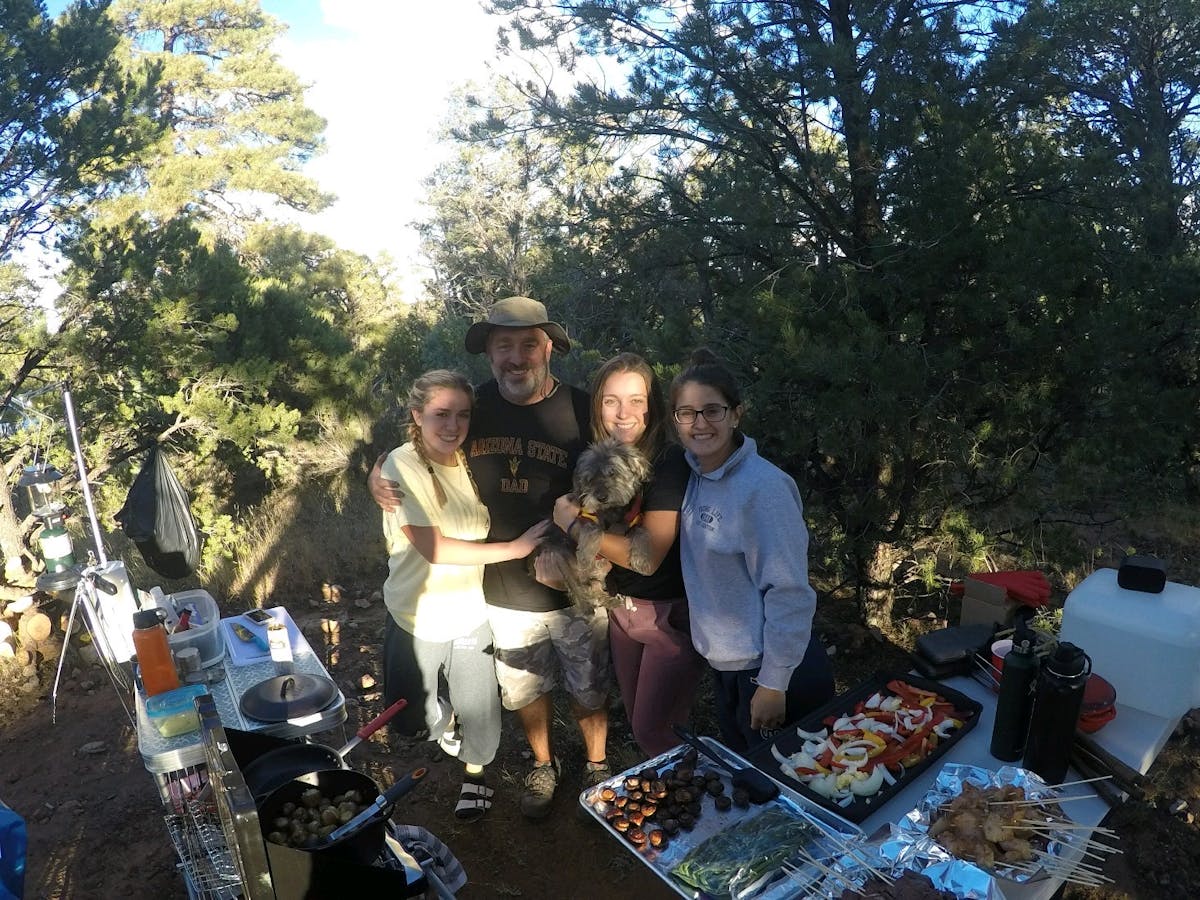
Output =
[{"x1": 552, "y1": 353, "x2": 705, "y2": 756}]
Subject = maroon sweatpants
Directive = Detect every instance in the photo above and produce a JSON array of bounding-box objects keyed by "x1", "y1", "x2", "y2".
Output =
[{"x1": 609, "y1": 595, "x2": 706, "y2": 758}]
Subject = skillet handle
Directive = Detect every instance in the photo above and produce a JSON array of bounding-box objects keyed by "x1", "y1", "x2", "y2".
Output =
[
  {"x1": 357, "y1": 697, "x2": 407, "y2": 740},
  {"x1": 380, "y1": 766, "x2": 427, "y2": 806}
]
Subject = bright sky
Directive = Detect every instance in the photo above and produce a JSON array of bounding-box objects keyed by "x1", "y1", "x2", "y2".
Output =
[
  {"x1": 34, "y1": 0, "x2": 506, "y2": 302},
  {"x1": 262, "y1": 0, "x2": 504, "y2": 297}
]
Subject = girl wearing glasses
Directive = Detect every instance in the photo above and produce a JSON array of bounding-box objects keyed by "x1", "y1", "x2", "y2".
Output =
[
  {"x1": 548, "y1": 353, "x2": 706, "y2": 757},
  {"x1": 671, "y1": 349, "x2": 834, "y2": 753}
]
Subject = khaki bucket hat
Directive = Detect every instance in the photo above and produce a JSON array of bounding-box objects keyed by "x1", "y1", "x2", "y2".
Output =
[{"x1": 464, "y1": 297, "x2": 571, "y2": 355}]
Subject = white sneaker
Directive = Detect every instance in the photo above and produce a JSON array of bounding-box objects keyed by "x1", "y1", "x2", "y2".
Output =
[{"x1": 438, "y1": 720, "x2": 462, "y2": 758}]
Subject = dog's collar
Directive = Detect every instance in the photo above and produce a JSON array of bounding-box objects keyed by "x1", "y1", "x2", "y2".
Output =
[{"x1": 578, "y1": 493, "x2": 644, "y2": 529}]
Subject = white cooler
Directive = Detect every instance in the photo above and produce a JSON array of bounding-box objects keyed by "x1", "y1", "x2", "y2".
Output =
[{"x1": 1060, "y1": 567, "x2": 1200, "y2": 719}]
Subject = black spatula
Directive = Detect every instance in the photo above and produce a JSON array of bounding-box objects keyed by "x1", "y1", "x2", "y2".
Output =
[{"x1": 672, "y1": 725, "x2": 780, "y2": 804}]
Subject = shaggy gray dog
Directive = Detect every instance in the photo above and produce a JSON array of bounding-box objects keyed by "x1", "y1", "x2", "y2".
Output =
[{"x1": 536, "y1": 437, "x2": 654, "y2": 611}]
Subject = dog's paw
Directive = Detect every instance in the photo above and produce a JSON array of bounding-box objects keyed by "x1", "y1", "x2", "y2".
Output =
[{"x1": 573, "y1": 521, "x2": 603, "y2": 562}]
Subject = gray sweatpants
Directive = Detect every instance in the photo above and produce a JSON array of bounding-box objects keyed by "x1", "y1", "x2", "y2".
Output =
[{"x1": 382, "y1": 616, "x2": 501, "y2": 767}]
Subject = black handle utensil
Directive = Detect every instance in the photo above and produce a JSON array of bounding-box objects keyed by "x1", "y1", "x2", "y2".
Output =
[
  {"x1": 672, "y1": 725, "x2": 779, "y2": 804},
  {"x1": 325, "y1": 767, "x2": 427, "y2": 846}
]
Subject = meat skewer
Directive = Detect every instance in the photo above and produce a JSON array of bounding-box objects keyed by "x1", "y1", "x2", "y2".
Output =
[{"x1": 928, "y1": 781, "x2": 1121, "y2": 884}]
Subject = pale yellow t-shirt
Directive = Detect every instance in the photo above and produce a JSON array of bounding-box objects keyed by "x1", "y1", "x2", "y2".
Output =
[{"x1": 381, "y1": 443, "x2": 491, "y2": 641}]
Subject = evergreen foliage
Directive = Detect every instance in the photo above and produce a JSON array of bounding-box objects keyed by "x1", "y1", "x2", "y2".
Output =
[{"x1": 3, "y1": 0, "x2": 1199, "y2": 617}]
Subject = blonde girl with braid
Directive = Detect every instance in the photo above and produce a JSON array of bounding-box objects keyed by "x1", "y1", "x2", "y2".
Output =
[{"x1": 380, "y1": 369, "x2": 549, "y2": 821}]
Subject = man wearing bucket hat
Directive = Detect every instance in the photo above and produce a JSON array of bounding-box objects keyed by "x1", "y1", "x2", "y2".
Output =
[{"x1": 370, "y1": 296, "x2": 612, "y2": 819}]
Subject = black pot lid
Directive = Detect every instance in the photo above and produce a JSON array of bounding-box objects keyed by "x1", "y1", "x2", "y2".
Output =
[{"x1": 239, "y1": 674, "x2": 338, "y2": 722}]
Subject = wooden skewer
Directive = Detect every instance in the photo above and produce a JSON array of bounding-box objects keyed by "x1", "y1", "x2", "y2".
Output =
[
  {"x1": 987, "y1": 793, "x2": 1100, "y2": 805},
  {"x1": 1018, "y1": 819, "x2": 1120, "y2": 840},
  {"x1": 840, "y1": 846, "x2": 895, "y2": 886},
  {"x1": 1019, "y1": 820, "x2": 1118, "y2": 839},
  {"x1": 1029, "y1": 857, "x2": 1110, "y2": 881},
  {"x1": 784, "y1": 849, "x2": 860, "y2": 894},
  {"x1": 1031, "y1": 848, "x2": 1105, "y2": 873},
  {"x1": 817, "y1": 830, "x2": 895, "y2": 885},
  {"x1": 1041, "y1": 774, "x2": 1114, "y2": 790},
  {"x1": 1052, "y1": 869, "x2": 1115, "y2": 886},
  {"x1": 1058, "y1": 874, "x2": 1113, "y2": 887},
  {"x1": 1018, "y1": 827, "x2": 1121, "y2": 856},
  {"x1": 1061, "y1": 841, "x2": 1122, "y2": 862}
]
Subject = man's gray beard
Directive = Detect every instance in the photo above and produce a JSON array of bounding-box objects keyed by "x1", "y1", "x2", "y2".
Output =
[{"x1": 498, "y1": 367, "x2": 548, "y2": 404}]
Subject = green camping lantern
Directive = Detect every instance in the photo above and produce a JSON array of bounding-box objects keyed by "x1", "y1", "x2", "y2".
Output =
[{"x1": 17, "y1": 463, "x2": 76, "y2": 573}]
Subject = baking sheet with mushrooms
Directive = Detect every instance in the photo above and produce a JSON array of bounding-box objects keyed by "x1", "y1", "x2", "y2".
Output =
[{"x1": 580, "y1": 736, "x2": 867, "y2": 898}]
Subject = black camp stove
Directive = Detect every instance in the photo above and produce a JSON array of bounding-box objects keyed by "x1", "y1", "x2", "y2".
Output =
[{"x1": 160, "y1": 695, "x2": 431, "y2": 899}]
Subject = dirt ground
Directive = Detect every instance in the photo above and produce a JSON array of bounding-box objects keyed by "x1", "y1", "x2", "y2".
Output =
[{"x1": 4, "y1": 581, "x2": 1200, "y2": 899}]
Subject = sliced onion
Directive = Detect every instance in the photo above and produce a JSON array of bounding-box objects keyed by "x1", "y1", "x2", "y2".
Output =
[{"x1": 850, "y1": 766, "x2": 885, "y2": 796}]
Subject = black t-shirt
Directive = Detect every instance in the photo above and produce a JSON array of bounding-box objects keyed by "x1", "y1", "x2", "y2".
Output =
[
  {"x1": 465, "y1": 379, "x2": 590, "y2": 612},
  {"x1": 605, "y1": 443, "x2": 689, "y2": 600}
]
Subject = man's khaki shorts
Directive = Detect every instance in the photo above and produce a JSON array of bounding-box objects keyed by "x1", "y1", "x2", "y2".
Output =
[{"x1": 487, "y1": 605, "x2": 612, "y2": 711}]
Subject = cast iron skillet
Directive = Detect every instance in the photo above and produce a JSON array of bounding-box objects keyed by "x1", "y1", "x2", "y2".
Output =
[{"x1": 242, "y1": 698, "x2": 408, "y2": 800}]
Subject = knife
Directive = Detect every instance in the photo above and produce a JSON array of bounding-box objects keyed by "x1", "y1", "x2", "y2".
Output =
[{"x1": 230, "y1": 621, "x2": 270, "y2": 652}]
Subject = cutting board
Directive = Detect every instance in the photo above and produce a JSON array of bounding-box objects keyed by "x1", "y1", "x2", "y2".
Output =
[{"x1": 220, "y1": 606, "x2": 303, "y2": 666}]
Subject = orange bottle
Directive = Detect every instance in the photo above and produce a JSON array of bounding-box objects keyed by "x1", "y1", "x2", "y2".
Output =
[{"x1": 132, "y1": 609, "x2": 181, "y2": 697}]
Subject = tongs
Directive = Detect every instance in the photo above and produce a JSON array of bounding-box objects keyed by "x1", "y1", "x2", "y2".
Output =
[
  {"x1": 1069, "y1": 730, "x2": 1146, "y2": 805},
  {"x1": 325, "y1": 767, "x2": 427, "y2": 846}
]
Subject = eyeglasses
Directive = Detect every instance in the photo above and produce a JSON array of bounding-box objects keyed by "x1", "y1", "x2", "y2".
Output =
[{"x1": 672, "y1": 405, "x2": 729, "y2": 425}]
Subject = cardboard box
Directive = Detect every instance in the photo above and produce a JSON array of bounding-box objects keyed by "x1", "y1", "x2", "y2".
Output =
[{"x1": 959, "y1": 576, "x2": 1020, "y2": 628}]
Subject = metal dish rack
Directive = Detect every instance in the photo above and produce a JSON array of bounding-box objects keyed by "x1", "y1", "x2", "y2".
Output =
[{"x1": 163, "y1": 772, "x2": 241, "y2": 900}]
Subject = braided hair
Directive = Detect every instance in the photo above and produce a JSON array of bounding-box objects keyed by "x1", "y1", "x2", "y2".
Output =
[{"x1": 405, "y1": 370, "x2": 483, "y2": 508}]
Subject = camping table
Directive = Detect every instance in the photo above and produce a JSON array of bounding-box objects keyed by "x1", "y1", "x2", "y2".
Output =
[
  {"x1": 135, "y1": 606, "x2": 346, "y2": 775},
  {"x1": 131, "y1": 606, "x2": 399, "y2": 900},
  {"x1": 857, "y1": 673, "x2": 1179, "y2": 899}
]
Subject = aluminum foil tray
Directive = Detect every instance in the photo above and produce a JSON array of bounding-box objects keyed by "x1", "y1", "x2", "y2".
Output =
[
  {"x1": 878, "y1": 763, "x2": 1085, "y2": 898},
  {"x1": 580, "y1": 737, "x2": 865, "y2": 899}
]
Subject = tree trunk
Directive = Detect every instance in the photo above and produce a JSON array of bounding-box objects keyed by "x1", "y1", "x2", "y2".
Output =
[
  {"x1": 828, "y1": 0, "x2": 883, "y2": 265},
  {"x1": 0, "y1": 478, "x2": 32, "y2": 586},
  {"x1": 858, "y1": 540, "x2": 904, "y2": 629}
]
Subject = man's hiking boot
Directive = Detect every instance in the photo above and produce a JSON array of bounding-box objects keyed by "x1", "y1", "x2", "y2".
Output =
[
  {"x1": 520, "y1": 757, "x2": 560, "y2": 819},
  {"x1": 581, "y1": 760, "x2": 612, "y2": 789}
]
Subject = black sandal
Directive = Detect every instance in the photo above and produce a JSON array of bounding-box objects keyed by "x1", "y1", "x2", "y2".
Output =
[{"x1": 455, "y1": 776, "x2": 494, "y2": 822}]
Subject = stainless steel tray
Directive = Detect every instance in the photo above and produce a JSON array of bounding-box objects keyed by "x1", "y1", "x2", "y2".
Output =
[{"x1": 580, "y1": 737, "x2": 865, "y2": 899}]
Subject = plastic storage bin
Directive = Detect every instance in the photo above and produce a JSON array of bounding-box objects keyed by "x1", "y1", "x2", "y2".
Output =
[
  {"x1": 1060, "y1": 568, "x2": 1200, "y2": 719},
  {"x1": 145, "y1": 683, "x2": 208, "y2": 737},
  {"x1": 156, "y1": 588, "x2": 225, "y2": 668}
]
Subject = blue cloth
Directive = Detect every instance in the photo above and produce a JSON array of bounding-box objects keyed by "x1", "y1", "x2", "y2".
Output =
[
  {"x1": 0, "y1": 801, "x2": 26, "y2": 900},
  {"x1": 389, "y1": 823, "x2": 466, "y2": 894}
]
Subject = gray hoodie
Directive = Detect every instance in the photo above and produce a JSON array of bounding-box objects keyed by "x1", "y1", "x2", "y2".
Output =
[{"x1": 679, "y1": 435, "x2": 817, "y2": 692}]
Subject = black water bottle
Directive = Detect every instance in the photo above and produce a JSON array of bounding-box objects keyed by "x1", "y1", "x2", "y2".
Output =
[
  {"x1": 989, "y1": 624, "x2": 1039, "y2": 761},
  {"x1": 1022, "y1": 642, "x2": 1091, "y2": 784}
]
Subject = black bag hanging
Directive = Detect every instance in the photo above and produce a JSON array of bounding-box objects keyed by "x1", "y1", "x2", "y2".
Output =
[{"x1": 115, "y1": 445, "x2": 202, "y2": 578}]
